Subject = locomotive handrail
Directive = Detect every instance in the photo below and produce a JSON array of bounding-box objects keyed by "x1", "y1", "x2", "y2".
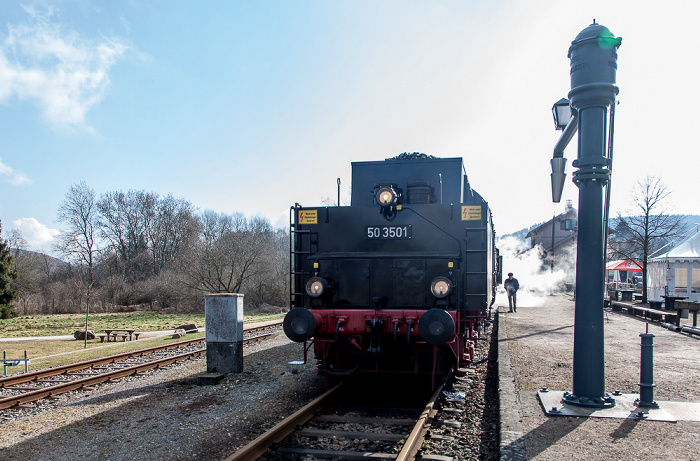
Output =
[{"x1": 402, "y1": 207, "x2": 462, "y2": 255}]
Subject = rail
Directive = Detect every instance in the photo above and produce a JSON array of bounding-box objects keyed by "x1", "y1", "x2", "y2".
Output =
[
  {"x1": 225, "y1": 383, "x2": 343, "y2": 461},
  {"x1": 0, "y1": 321, "x2": 282, "y2": 410},
  {"x1": 0, "y1": 320, "x2": 282, "y2": 386},
  {"x1": 0, "y1": 336, "x2": 206, "y2": 388},
  {"x1": 395, "y1": 380, "x2": 445, "y2": 461},
  {"x1": 0, "y1": 347, "x2": 207, "y2": 410},
  {"x1": 226, "y1": 377, "x2": 448, "y2": 461}
]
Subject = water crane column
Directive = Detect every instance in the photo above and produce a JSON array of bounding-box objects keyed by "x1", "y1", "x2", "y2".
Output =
[{"x1": 562, "y1": 22, "x2": 621, "y2": 407}]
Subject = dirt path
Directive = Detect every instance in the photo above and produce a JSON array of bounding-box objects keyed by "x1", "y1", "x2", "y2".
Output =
[{"x1": 500, "y1": 293, "x2": 700, "y2": 460}]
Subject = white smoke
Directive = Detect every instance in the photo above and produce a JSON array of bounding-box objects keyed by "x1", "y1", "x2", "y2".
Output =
[{"x1": 496, "y1": 235, "x2": 576, "y2": 308}]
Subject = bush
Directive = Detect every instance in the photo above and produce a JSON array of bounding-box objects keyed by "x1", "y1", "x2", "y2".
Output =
[{"x1": 1, "y1": 303, "x2": 17, "y2": 319}]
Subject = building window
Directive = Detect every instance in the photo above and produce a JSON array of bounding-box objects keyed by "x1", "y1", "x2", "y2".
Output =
[
  {"x1": 675, "y1": 267, "x2": 688, "y2": 292},
  {"x1": 560, "y1": 219, "x2": 577, "y2": 231},
  {"x1": 692, "y1": 268, "x2": 700, "y2": 293}
]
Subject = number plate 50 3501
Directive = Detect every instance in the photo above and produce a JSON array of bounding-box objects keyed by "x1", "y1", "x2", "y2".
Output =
[{"x1": 365, "y1": 225, "x2": 412, "y2": 239}]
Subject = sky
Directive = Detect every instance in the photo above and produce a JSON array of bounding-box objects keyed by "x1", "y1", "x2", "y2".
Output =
[{"x1": 1, "y1": 0, "x2": 699, "y2": 253}]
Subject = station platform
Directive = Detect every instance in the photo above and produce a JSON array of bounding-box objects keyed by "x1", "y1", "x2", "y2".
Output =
[{"x1": 497, "y1": 293, "x2": 700, "y2": 460}]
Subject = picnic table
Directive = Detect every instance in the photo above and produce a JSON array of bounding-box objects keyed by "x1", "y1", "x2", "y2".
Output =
[
  {"x1": 674, "y1": 300, "x2": 700, "y2": 327},
  {"x1": 662, "y1": 295, "x2": 687, "y2": 311},
  {"x1": 100, "y1": 329, "x2": 137, "y2": 342}
]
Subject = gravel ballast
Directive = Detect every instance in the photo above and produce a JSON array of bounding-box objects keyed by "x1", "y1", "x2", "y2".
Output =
[{"x1": 0, "y1": 335, "x2": 326, "y2": 461}]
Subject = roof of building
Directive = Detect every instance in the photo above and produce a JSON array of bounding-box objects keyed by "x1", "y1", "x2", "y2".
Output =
[
  {"x1": 525, "y1": 204, "x2": 577, "y2": 238},
  {"x1": 605, "y1": 259, "x2": 643, "y2": 271},
  {"x1": 651, "y1": 226, "x2": 700, "y2": 261}
]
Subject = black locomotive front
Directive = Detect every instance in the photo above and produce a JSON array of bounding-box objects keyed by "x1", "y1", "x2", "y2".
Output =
[{"x1": 284, "y1": 154, "x2": 500, "y2": 384}]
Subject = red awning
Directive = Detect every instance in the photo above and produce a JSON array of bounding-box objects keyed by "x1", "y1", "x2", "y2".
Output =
[{"x1": 605, "y1": 259, "x2": 643, "y2": 272}]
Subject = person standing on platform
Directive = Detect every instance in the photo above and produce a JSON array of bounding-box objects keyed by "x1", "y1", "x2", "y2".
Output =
[{"x1": 504, "y1": 272, "x2": 520, "y2": 312}]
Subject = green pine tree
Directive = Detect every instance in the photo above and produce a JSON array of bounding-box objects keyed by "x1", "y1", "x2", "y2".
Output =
[{"x1": 0, "y1": 221, "x2": 18, "y2": 319}]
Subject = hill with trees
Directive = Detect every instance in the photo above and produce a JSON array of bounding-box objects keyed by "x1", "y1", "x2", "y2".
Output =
[{"x1": 6, "y1": 184, "x2": 288, "y2": 317}]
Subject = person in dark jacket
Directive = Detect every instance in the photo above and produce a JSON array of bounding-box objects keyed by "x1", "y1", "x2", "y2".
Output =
[{"x1": 504, "y1": 272, "x2": 519, "y2": 312}]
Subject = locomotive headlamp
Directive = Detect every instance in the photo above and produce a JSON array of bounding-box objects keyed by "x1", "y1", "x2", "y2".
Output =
[
  {"x1": 430, "y1": 276, "x2": 452, "y2": 298},
  {"x1": 375, "y1": 186, "x2": 398, "y2": 206},
  {"x1": 305, "y1": 277, "x2": 329, "y2": 298}
]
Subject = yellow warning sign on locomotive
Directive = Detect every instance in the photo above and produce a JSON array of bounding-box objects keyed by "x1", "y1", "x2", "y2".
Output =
[
  {"x1": 298, "y1": 209, "x2": 318, "y2": 224},
  {"x1": 461, "y1": 205, "x2": 481, "y2": 221}
]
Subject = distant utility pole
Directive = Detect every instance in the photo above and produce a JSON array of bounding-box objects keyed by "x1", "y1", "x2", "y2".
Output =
[{"x1": 551, "y1": 212, "x2": 555, "y2": 272}]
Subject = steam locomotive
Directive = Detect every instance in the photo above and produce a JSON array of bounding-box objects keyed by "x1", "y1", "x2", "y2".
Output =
[{"x1": 283, "y1": 153, "x2": 501, "y2": 386}]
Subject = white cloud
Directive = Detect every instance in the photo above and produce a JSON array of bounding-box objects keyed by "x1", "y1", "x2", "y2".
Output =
[
  {"x1": 0, "y1": 157, "x2": 32, "y2": 185},
  {"x1": 0, "y1": 8, "x2": 127, "y2": 128},
  {"x1": 11, "y1": 217, "x2": 60, "y2": 250}
]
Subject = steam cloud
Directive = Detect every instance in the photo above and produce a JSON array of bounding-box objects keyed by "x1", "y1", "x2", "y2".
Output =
[{"x1": 495, "y1": 235, "x2": 576, "y2": 308}]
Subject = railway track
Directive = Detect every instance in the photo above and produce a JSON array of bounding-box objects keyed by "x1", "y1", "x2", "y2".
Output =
[
  {"x1": 226, "y1": 375, "x2": 450, "y2": 461},
  {"x1": 0, "y1": 320, "x2": 282, "y2": 411}
]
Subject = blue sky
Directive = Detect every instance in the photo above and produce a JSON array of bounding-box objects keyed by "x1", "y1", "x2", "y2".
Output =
[{"x1": 1, "y1": 0, "x2": 699, "y2": 252}]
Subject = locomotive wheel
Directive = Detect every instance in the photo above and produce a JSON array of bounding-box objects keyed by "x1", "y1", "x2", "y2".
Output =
[{"x1": 418, "y1": 309, "x2": 455, "y2": 345}]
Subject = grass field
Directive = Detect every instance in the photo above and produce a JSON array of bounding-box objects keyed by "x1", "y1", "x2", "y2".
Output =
[
  {"x1": 0, "y1": 311, "x2": 285, "y2": 376},
  {"x1": 0, "y1": 312, "x2": 211, "y2": 338}
]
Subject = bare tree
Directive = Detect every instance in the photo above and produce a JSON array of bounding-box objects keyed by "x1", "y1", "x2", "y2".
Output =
[
  {"x1": 56, "y1": 182, "x2": 100, "y2": 346},
  {"x1": 609, "y1": 175, "x2": 687, "y2": 302},
  {"x1": 147, "y1": 195, "x2": 200, "y2": 274},
  {"x1": 247, "y1": 228, "x2": 289, "y2": 307},
  {"x1": 185, "y1": 212, "x2": 276, "y2": 298},
  {"x1": 97, "y1": 190, "x2": 153, "y2": 282}
]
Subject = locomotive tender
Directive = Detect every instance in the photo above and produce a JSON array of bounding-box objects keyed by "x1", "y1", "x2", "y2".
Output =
[{"x1": 283, "y1": 153, "x2": 501, "y2": 385}]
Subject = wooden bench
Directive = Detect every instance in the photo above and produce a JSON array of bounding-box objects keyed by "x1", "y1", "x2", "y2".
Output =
[
  {"x1": 133, "y1": 332, "x2": 141, "y2": 340},
  {"x1": 96, "y1": 334, "x2": 107, "y2": 343},
  {"x1": 625, "y1": 305, "x2": 677, "y2": 323},
  {"x1": 114, "y1": 333, "x2": 129, "y2": 342}
]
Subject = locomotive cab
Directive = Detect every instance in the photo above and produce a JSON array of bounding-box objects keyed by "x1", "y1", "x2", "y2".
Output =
[{"x1": 285, "y1": 153, "x2": 498, "y2": 385}]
